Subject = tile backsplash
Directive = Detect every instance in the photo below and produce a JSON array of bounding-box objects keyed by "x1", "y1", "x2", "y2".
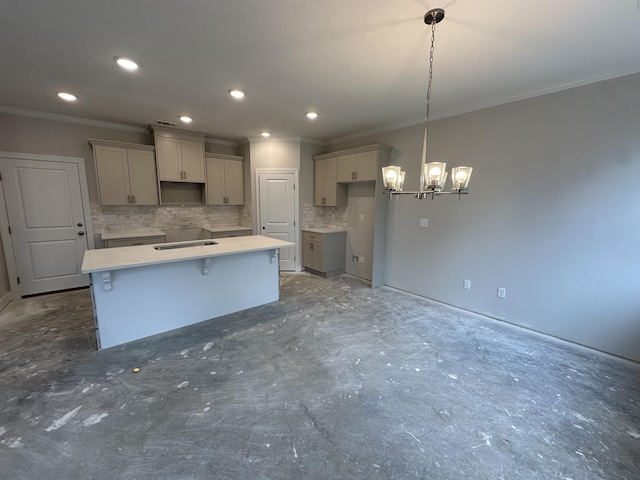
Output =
[
  {"x1": 302, "y1": 203, "x2": 347, "y2": 229},
  {"x1": 91, "y1": 204, "x2": 249, "y2": 234}
]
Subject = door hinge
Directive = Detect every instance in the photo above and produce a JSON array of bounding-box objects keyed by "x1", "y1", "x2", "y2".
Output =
[
  {"x1": 293, "y1": 220, "x2": 296, "y2": 226},
  {"x1": 293, "y1": 184, "x2": 296, "y2": 190},
  {"x1": 16, "y1": 276, "x2": 20, "y2": 285},
  {"x1": 8, "y1": 226, "x2": 11, "y2": 235}
]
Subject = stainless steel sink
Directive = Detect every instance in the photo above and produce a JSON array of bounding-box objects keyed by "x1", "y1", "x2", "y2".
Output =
[{"x1": 154, "y1": 240, "x2": 218, "y2": 250}]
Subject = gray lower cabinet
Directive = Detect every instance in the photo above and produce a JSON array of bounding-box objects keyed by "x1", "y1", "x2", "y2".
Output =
[
  {"x1": 104, "y1": 235, "x2": 166, "y2": 248},
  {"x1": 302, "y1": 230, "x2": 346, "y2": 277}
]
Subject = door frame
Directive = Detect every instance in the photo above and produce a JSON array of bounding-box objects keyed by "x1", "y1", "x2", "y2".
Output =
[
  {"x1": 0, "y1": 151, "x2": 95, "y2": 298},
  {"x1": 255, "y1": 168, "x2": 300, "y2": 272}
]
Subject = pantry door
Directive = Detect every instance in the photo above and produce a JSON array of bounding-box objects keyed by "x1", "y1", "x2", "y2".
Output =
[
  {"x1": 0, "y1": 153, "x2": 94, "y2": 296},
  {"x1": 257, "y1": 170, "x2": 297, "y2": 271}
]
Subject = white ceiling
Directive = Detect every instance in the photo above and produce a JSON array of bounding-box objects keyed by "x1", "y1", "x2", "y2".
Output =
[{"x1": 1, "y1": 0, "x2": 639, "y2": 143}]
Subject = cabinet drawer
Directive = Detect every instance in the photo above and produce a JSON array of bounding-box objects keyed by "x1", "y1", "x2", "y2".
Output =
[
  {"x1": 209, "y1": 230, "x2": 251, "y2": 239},
  {"x1": 105, "y1": 235, "x2": 165, "y2": 248},
  {"x1": 303, "y1": 232, "x2": 324, "y2": 244}
]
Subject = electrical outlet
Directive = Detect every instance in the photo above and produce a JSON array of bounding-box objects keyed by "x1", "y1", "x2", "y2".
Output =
[
  {"x1": 497, "y1": 287, "x2": 506, "y2": 299},
  {"x1": 359, "y1": 214, "x2": 365, "y2": 222},
  {"x1": 419, "y1": 218, "x2": 428, "y2": 228},
  {"x1": 463, "y1": 280, "x2": 471, "y2": 290}
]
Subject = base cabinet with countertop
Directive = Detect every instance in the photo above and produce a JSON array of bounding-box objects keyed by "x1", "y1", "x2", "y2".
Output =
[
  {"x1": 302, "y1": 228, "x2": 346, "y2": 277},
  {"x1": 313, "y1": 144, "x2": 391, "y2": 287},
  {"x1": 102, "y1": 230, "x2": 166, "y2": 248}
]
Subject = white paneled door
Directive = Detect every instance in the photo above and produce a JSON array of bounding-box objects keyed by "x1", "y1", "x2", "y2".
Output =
[
  {"x1": 258, "y1": 172, "x2": 296, "y2": 271},
  {"x1": 0, "y1": 156, "x2": 91, "y2": 295}
]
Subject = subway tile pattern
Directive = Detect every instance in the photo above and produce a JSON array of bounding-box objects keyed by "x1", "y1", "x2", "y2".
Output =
[
  {"x1": 302, "y1": 203, "x2": 347, "y2": 229},
  {"x1": 91, "y1": 204, "x2": 245, "y2": 234}
]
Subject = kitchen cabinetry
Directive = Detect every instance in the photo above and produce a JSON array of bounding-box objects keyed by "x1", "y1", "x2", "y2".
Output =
[
  {"x1": 102, "y1": 230, "x2": 166, "y2": 248},
  {"x1": 89, "y1": 139, "x2": 159, "y2": 206},
  {"x1": 302, "y1": 229, "x2": 346, "y2": 277},
  {"x1": 314, "y1": 157, "x2": 347, "y2": 207},
  {"x1": 205, "y1": 153, "x2": 244, "y2": 205},
  {"x1": 336, "y1": 150, "x2": 378, "y2": 182},
  {"x1": 208, "y1": 228, "x2": 251, "y2": 239},
  {"x1": 153, "y1": 126, "x2": 206, "y2": 183},
  {"x1": 313, "y1": 144, "x2": 391, "y2": 287}
]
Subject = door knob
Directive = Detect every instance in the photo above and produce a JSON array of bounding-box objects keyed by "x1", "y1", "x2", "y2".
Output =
[
  {"x1": 262, "y1": 226, "x2": 266, "y2": 230},
  {"x1": 78, "y1": 231, "x2": 85, "y2": 236}
]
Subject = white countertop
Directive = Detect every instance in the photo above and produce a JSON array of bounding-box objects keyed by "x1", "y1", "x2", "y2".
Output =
[
  {"x1": 82, "y1": 235, "x2": 294, "y2": 273},
  {"x1": 101, "y1": 230, "x2": 166, "y2": 240},
  {"x1": 302, "y1": 227, "x2": 347, "y2": 234}
]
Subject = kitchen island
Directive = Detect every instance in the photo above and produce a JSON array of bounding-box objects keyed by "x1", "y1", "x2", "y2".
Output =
[{"x1": 81, "y1": 235, "x2": 293, "y2": 349}]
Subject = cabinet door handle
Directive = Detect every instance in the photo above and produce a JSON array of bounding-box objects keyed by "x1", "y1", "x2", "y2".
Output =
[{"x1": 132, "y1": 195, "x2": 136, "y2": 204}]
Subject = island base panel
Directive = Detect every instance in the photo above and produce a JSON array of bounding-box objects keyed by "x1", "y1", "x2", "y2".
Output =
[{"x1": 91, "y1": 249, "x2": 279, "y2": 349}]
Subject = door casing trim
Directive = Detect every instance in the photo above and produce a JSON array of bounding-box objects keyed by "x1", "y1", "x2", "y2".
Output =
[
  {"x1": 0, "y1": 151, "x2": 95, "y2": 299},
  {"x1": 255, "y1": 168, "x2": 300, "y2": 272}
]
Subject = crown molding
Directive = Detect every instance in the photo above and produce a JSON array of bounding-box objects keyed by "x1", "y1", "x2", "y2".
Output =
[
  {"x1": 205, "y1": 137, "x2": 238, "y2": 147},
  {"x1": 0, "y1": 106, "x2": 148, "y2": 133},
  {"x1": 329, "y1": 66, "x2": 640, "y2": 145},
  {"x1": 0, "y1": 106, "x2": 240, "y2": 146}
]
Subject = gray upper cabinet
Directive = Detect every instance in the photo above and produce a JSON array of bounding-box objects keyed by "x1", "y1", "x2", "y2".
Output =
[
  {"x1": 153, "y1": 126, "x2": 206, "y2": 183},
  {"x1": 90, "y1": 139, "x2": 159, "y2": 206},
  {"x1": 205, "y1": 153, "x2": 244, "y2": 205},
  {"x1": 314, "y1": 157, "x2": 347, "y2": 207},
  {"x1": 336, "y1": 150, "x2": 378, "y2": 182}
]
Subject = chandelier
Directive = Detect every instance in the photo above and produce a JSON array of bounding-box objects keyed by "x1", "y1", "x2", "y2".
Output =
[{"x1": 382, "y1": 8, "x2": 473, "y2": 199}]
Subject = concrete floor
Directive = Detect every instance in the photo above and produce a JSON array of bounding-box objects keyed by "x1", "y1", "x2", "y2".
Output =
[{"x1": 0, "y1": 272, "x2": 639, "y2": 479}]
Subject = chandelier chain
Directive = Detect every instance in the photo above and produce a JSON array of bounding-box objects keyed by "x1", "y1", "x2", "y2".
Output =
[{"x1": 425, "y1": 11, "x2": 437, "y2": 124}]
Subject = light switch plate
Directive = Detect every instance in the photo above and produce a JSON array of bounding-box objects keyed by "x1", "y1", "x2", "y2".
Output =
[
  {"x1": 358, "y1": 256, "x2": 365, "y2": 264},
  {"x1": 359, "y1": 214, "x2": 365, "y2": 222},
  {"x1": 419, "y1": 219, "x2": 428, "y2": 228}
]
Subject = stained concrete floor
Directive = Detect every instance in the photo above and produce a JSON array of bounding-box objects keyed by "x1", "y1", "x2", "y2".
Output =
[{"x1": 0, "y1": 272, "x2": 639, "y2": 479}]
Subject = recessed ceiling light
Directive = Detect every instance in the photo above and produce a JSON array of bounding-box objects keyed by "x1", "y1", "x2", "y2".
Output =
[
  {"x1": 306, "y1": 112, "x2": 318, "y2": 119},
  {"x1": 115, "y1": 57, "x2": 139, "y2": 71},
  {"x1": 179, "y1": 116, "x2": 193, "y2": 123},
  {"x1": 229, "y1": 89, "x2": 245, "y2": 99},
  {"x1": 260, "y1": 131, "x2": 271, "y2": 137},
  {"x1": 57, "y1": 92, "x2": 77, "y2": 102}
]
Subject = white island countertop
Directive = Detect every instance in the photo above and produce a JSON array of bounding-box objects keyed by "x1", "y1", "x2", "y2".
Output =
[{"x1": 81, "y1": 235, "x2": 293, "y2": 274}]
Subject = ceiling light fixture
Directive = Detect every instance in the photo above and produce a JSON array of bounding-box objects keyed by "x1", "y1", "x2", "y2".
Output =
[
  {"x1": 382, "y1": 8, "x2": 473, "y2": 199},
  {"x1": 179, "y1": 116, "x2": 193, "y2": 123},
  {"x1": 260, "y1": 131, "x2": 271, "y2": 137},
  {"x1": 57, "y1": 92, "x2": 77, "y2": 102},
  {"x1": 229, "y1": 89, "x2": 245, "y2": 99},
  {"x1": 114, "y1": 57, "x2": 139, "y2": 71},
  {"x1": 306, "y1": 112, "x2": 318, "y2": 119}
]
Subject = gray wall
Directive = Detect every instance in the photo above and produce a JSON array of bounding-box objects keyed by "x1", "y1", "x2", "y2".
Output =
[{"x1": 331, "y1": 72, "x2": 640, "y2": 362}]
